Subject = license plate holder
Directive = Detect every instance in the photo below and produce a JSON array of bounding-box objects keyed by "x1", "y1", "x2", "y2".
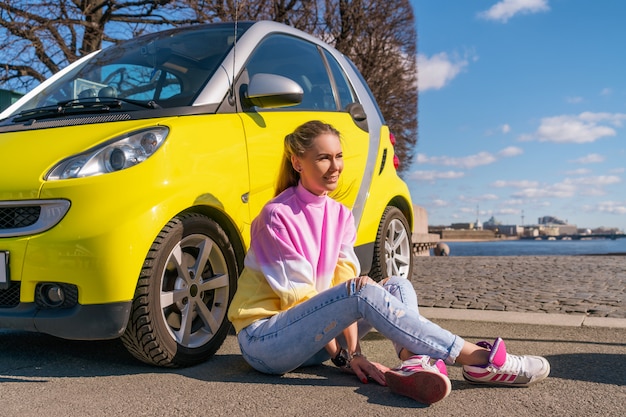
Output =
[{"x1": 0, "y1": 251, "x2": 9, "y2": 290}]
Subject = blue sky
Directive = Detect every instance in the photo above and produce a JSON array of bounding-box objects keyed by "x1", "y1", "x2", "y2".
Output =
[{"x1": 408, "y1": 0, "x2": 625, "y2": 231}]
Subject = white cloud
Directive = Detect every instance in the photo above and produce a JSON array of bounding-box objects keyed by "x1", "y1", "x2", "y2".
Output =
[
  {"x1": 584, "y1": 201, "x2": 626, "y2": 215},
  {"x1": 485, "y1": 124, "x2": 512, "y2": 136},
  {"x1": 511, "y1": 182, "x2": 576, "y2": 199},
  {"x1": 431, "y1": 199, "x2": 448, "y2": 207},
  {"x1": 503, "y1": 199, "x2": 524, "y2": 205},
  {"x1": 492, "y1": 180, "x2": 539, "y2": 188},
  {"x1": 600, "y1": 88, "x2": 612, "y2": 96},
  {"x1": 459, "y1": 194, "x2": 499, "y2": 202},
  {"x1": 496, "y1": 208, "x2": 521, "y2": 215},
  {"x1": 566, "y1": 175, "x2": 621, "y2": 187},
  {"x1": 416, "y1": 146, "x2": 520, "y2": 169},
  {"x1": 416, "y1": 152, "x2": 495, "y2": 168},
  {"x1": 510, "y1": 175, "x2": 621, "y2": 200},
  {"x1": 565, "y1": 168, "x2": 592, "y2": 175},
  {"x1": 531, "y1": 112, "x2": 626, "y2": 144},
  {"x1": 478, "y1": 0, "x2": 550, "y2": 23},
  {"x1": 611, "y1": 167, "x2": 625, "y2": 174},
  {"x1": 497, "y1": 146, "x2": 523, "y2": 157},
  {"x1": 570, "y1": 153, "x2": 605, "y2": 164},
  {"x1": 581, "y1": 112, "x2": 626, "y2": 126},
  {"x1": 417, "y1": 52, "x2": 472, "y2": 91},
  {"x1": 579, "y1": 188, "x2": 606, "y2": 197},
  {"x1": 409, "y1": 170, "x2": 465, "y2": 182}
]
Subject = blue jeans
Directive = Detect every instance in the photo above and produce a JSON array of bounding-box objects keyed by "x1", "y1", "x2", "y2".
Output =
[{"x1": 237, "y1": 276, "x2": 465, "y2": 374}]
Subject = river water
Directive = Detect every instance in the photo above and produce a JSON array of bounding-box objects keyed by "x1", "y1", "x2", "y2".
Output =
[{"x1": 441, "y1": 238, "x2": 626, "y2": 257}]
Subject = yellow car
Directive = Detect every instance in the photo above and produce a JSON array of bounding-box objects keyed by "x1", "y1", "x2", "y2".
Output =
[{"x1": 0, "y1": 21, "x2": 414, "y2": 367}]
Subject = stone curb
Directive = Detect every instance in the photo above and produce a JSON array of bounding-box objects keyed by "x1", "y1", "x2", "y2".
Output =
[{"x1": 420, "y1": 307, "x2": 626, "y2": 329}]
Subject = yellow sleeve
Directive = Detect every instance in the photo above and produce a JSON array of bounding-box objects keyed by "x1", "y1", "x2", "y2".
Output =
[{"x1": 331, "y1": 258, "x2": 359, "y2": 287}]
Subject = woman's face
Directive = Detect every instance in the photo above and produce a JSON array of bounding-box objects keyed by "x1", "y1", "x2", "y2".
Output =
[{"x1": 292, "y1": 132, "x2": 343, "y2": 196}]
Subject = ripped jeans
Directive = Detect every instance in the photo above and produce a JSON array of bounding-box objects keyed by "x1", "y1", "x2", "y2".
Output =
[{"x1": 236, "y1": 276, "x2": 465, "y2": 374}]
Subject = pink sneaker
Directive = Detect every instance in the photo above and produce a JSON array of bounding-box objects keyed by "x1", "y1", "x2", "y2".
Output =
[
  {"x1": 462, "y1": 338, "x2": 550, "y2": 387},
  {"x1": 385, "y1": 355, "x2": 451, "y2": 405}
]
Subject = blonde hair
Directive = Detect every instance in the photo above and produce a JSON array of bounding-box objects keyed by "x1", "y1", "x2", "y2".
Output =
[{"x1": 275, "y1": 120, "x2": 341, "y2": 196}]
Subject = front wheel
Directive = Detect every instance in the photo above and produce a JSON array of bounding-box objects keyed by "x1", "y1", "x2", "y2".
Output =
[
  {"x1": 121, "y1": 213, "x2": 238, "y2": 367},
  {"x1": 369, "y1": 206, "x2": 413, "y2": 281}
]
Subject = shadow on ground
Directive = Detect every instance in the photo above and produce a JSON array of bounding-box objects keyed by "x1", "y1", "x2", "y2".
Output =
[{"x1": 543, "y1": 353, "x2": 625, "y2": 386}]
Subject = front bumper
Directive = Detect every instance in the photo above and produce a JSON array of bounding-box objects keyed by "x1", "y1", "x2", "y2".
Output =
[{"x1": 0, "y1": 299, "x2": 131, "y2": 340}]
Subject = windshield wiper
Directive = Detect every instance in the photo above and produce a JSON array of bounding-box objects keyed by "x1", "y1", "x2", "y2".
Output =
[
  {"x1": 96, "y1": 97, "x2": 161, "y2": 109},
  {"x1": 12, "y1": 97, "x2": 160, "y2": 123},
  {"x1": 12, "y1": 104, "x2": 65, "y2": 122}
]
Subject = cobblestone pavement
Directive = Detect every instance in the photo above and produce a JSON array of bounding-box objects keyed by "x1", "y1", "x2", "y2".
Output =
[{"x1": 410, "y1": 256, "x2": 626, "y2": 318}]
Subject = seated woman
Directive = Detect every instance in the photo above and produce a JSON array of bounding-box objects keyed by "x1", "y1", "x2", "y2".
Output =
[{"x1": 227, "y1": 120, "x2": 549, "y2": 405}]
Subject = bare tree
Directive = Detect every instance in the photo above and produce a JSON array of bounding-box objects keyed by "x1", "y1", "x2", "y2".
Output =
[
  {"x1": 0, "y1": 0, "x2": 197, "y2": 90},
  {"x1": 325, "y1": 0, "x2": 417, "y2": 175},
  {"x1": 0, "y1": 0, "x2": 417, "y2": 175}
]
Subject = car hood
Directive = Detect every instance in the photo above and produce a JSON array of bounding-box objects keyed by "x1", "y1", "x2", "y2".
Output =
[{"x1": 0, "y1": 119, "x2": 166, "y2": 200}]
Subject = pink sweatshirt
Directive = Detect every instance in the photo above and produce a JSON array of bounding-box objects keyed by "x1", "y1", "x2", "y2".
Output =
[{"x1": 227, "y1": 182, "x2": 361, "y2": 332}]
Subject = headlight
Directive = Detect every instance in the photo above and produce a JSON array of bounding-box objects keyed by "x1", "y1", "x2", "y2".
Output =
[{"x1": 46, "y1": 126, "x2": 169, "y2": 179}]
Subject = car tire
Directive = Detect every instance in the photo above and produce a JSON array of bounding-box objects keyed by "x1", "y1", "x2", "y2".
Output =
[
  {"x1": 369, "y1": 206, "x2": 413, "y2": 282},
  {"x1": 121, "y1": 212, "x2": 238, "y2": 367}
]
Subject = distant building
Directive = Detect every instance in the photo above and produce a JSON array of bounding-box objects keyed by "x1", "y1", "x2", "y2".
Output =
[
  {"x1": 450, "y1": 222, "x2": 475, "y2": 230},
  {"x1": 484, "y1": 216, "x2": 501, "y2": 226},
  {"x1": 0, "y1": 89, "x2": 23, "y2": 112},
  {"x1": 561, "y1": 225, "x2": 578, "y2": 235},
  {"x1": 431, "y1": 213, "x2": 587, "y2": 239},
  {"x1": 541, "y1": 225, "x2": 562, "y2": 236},
  {"x1": 481, "y1": 216, "x2": 521, "y2": 237},
  {"x1": 538, "y1": 215, "x2": 567, "y2": 225},
  {"x1": 526, "y1": 228, "x2": 540, "y2": 237},
  {"x1": 536, "y1": 215, "x2": 577, "y2": 236},
  {"x1": 590, "y1": 226, "x2": 621, "y2": 234},
  {"x1": 483, "y1": 223, "x2": 523, "y2": 237}
]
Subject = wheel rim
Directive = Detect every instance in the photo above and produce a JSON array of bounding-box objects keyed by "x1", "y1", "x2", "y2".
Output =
[
  {"x1": 159, "y1": 233, "x2": 230, "y2": 348},
  {"x1": 384, "y1": 218, "x2": 412, "y2": 278}
]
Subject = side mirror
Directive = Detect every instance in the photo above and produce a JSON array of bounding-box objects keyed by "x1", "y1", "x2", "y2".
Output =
[
  {"x1": 346, "y1": 102, "x2": 368, "y2": 131},
  {"x1": 245, "y1": 73, "x2": 304, "y2": 108}
]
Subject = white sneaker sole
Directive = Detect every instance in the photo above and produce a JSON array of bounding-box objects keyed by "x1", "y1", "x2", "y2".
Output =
[{"x1": 385, "y1": 369, "x2": 451, "y2": 405}]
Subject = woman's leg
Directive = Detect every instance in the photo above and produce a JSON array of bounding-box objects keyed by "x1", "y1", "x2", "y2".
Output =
[
  {"x1": 377, "y1": 276, "x2": 420, "y2": 359},
  {"x1": 237, "y1": 276, "x2": 465, "y2": 374},
  {"x1": 380, "y1": 277, "x2": 490, "y2": 365}
]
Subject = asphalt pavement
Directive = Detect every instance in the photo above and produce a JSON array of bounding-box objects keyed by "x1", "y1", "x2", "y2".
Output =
[
  {"x1": 0, "y1": 255, "x2": 624, "y2": 416},
  {"x1": 1, "y1": 317, "x2": 624, "y2": 417}
]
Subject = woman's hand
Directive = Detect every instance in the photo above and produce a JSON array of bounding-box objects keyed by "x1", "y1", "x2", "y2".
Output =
[{"x1": 345, "y1": 355, "x2": 389, "y2": 386}]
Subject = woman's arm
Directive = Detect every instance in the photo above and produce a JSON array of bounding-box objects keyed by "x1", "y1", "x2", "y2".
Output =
[
  {"x1": 332, "y1": 322, "x2": 384, "y2": 385},
  {"x1": 342, "y1": 322, "x2": 360, "y2": 358}
]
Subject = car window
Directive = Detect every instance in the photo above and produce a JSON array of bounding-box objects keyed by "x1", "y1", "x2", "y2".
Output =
[
  {"x1": 244, "y1": 35, "x2": 336, "y2": 111},
  {"x1": 323, "y1": 50, "x2": 357, "y2": 110},
  {"x1": 76, "y1": 64, "x2": 183, "y2": 101},
  {"x1": 8, "y1": 24, "x2": 247, "y2": 113},
  {"x1": 345, "y1": 58, "x2": 385, "y2": 121}
]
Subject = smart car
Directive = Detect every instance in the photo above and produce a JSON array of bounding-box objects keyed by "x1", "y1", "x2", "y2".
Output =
[{"x1": 0, "y1": 21, "x2": 414, "y2": 367}]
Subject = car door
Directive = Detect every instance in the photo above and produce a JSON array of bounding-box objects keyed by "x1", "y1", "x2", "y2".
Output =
[{"x1": 237, "y1": 34, "x2": 369, "y2": 223}]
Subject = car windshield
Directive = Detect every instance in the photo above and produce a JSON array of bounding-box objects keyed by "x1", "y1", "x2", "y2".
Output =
[{"x1": 12, "y1": 23, "x2": 251, "y2": 116}]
